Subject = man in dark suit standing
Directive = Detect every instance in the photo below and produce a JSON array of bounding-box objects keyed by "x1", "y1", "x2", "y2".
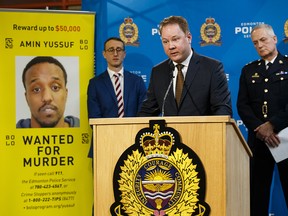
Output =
[
  {"x1": 87, "y1": 37, "x2": 146, "y2": 158},
  {"x1": 87, "y1": 37, "x2": 146, "y2": 118},
  {"x1": 138, "y1": 16, "x2": 232, "y2": 117},
  {"x1": 237, "y1": 24, "x2": 288, "y2": 216}
]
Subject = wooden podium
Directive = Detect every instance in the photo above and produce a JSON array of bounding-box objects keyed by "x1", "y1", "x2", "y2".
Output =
[{"x1": 90, "y1": 116, "x2": 252, "y2": 216}]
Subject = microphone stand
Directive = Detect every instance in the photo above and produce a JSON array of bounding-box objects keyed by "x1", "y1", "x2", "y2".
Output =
[
  {"x1": 161, "y1": 60, "x2": 175, "y2": 117},
  {"x1": 161, "y1": 76, "x2": 174, "y2": 117}
]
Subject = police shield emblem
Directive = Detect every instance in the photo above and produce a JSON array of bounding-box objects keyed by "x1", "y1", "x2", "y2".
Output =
[{"x1": 110, "y1": 120, "x2": 210, "y2": 216}]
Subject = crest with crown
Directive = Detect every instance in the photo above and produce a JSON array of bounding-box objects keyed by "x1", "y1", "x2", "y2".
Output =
[
  {"x1": 124, "y1": 17, "x2": 133, "y2": 24},
  {"x1": 205, "y1": 17, "x2": 215, "y2": 24},
  {"x1": 119, "y1": 16, "x2": 139, "y2": 46},
  {"x1": 200, "y1": 17, "x2": 222, "y2": 46},
  {"x1": 139, "y1": 123, "x2": 175, "y2": 159}
]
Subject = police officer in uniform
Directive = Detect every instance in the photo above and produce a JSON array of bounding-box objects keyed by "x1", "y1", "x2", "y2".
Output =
[{"x1": 237, "y1": 24, "x2": 288, "y2": 216}]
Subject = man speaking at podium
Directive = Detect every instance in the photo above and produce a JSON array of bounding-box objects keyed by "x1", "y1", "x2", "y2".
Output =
[{"x1": 138, "y1": 16, "x2": 232, "y2": 117}]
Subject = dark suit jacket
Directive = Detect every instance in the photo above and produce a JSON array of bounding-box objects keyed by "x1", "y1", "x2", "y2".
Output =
[
  {"x1": 139, "y1": 51, "x2": 232, "y2": 116},
  {"x1": 87, "y1": 70, "x2": 146, "y2": 118}
]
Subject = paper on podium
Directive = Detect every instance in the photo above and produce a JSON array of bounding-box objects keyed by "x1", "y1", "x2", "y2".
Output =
[{"x1": 267, "y1": 127, "x2": 288, "y2": 163}]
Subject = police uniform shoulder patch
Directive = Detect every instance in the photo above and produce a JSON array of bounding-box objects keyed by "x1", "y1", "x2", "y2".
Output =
[{"x1": 110, "y1": 120, "x2": 210, "y2": 216}]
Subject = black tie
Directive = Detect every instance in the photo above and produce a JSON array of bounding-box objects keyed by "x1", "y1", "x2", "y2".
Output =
[
  {"x1": 266, "y1": 62, "x2": 272, "y2": 71},
  {"x1": 175, "y1": 64, "x2": 184, "y2": 106}
]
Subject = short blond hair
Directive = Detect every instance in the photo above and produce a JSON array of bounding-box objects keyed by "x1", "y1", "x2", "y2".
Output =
[{"x1": 159, "y1": 16, "x2": 190, "y2": 35}]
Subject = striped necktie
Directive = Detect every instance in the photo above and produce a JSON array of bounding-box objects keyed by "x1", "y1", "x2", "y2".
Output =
[{"x1": 113, "y1": 73, "x2": 124, "y2": 117}]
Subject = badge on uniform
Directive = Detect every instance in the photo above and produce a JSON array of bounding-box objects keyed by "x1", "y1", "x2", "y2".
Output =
[
  {"x1": 252, "y1": 72, "x2": 259, "y2": 78},
  {"x1": 276, "y1": 71, "x2": 288, "y2": 75}
]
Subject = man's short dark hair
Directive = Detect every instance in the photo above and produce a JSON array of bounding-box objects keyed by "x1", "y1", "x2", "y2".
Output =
[
  {"x1": 22, "y1": 56, "x2": 67, "y2": 89},
  {"x1": 103, "y1": 37, "x2": 125, "y2": 51}
]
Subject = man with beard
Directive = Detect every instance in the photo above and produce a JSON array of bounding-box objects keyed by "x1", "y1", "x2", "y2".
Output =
[{"x1": 16, "y1": 56, "x2": 79, "y2": 128}]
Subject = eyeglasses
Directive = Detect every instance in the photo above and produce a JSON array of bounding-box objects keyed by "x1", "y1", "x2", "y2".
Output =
[{"x1": 105, "y1": 47, "x2": 125, "y2": 54}]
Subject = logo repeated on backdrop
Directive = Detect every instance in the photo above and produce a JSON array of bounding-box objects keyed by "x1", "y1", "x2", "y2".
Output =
[
  {"x1": 110, "y1": 120, "x2": 210, "y2": 216},
  {"x1": 200, "y1": 17, "x2": 222, "y2": 46},
  {"x1": 284, "y1": 20, "x2": 288, "y2": 43},
  {"x1": 119, "y1": 17, "x2": 139, "y2": 47}
]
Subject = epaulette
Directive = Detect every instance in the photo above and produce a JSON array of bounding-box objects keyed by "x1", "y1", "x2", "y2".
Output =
[{"x1": 245, "y1": 59, "x2": 261, "y2": 66}]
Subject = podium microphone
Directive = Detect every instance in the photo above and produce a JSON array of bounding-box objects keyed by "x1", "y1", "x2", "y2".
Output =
[{"x1": 161, "y1": 61, "x2": 175, "y2": 116}]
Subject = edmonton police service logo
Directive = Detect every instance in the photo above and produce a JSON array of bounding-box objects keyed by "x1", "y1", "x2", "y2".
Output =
[
  {"x1": 110, "y1": 120, "x2": 210, "y2": 216},
  {"x1": 200, "y1": 17, "x2": 222, "y2": 46},
  {"x1": 284, "y1": 20, "x2": 288, "y2": 43},
  {"x1": 119, "y1": 17, "x2": 139, "y2": 46}
]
